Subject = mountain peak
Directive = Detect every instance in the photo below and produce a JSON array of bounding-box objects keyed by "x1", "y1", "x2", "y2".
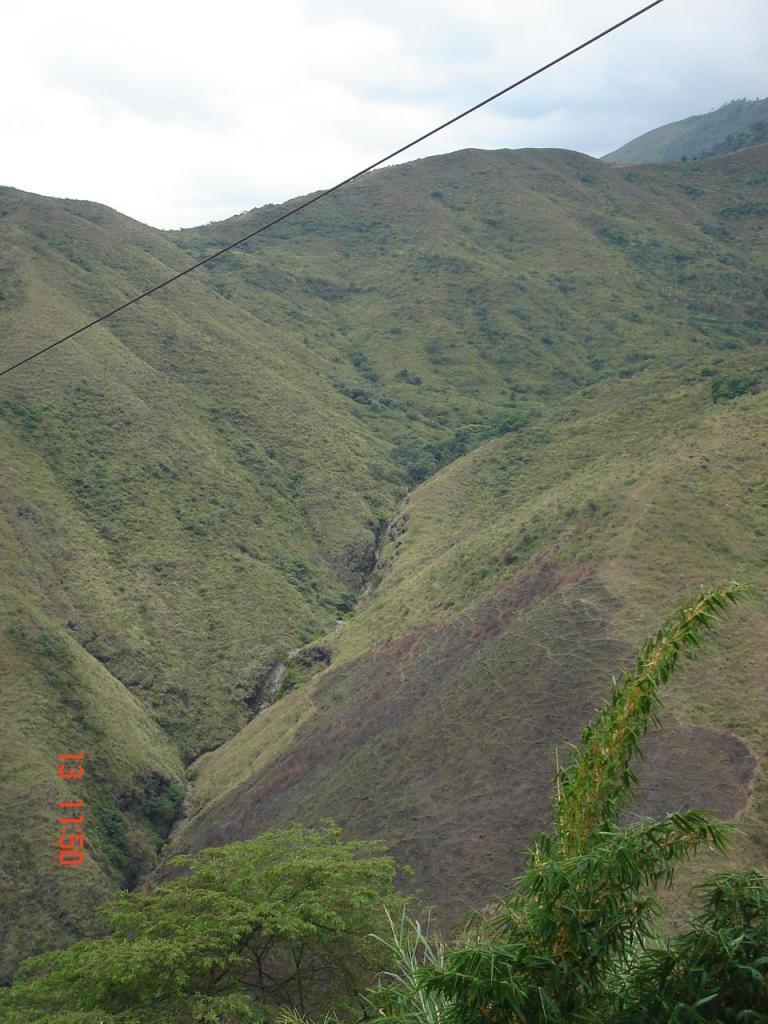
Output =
[{"x1": 603, "y1": 95, "x2": 768, "y2": 164}]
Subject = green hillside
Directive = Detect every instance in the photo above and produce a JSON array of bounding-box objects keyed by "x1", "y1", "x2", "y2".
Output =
[
  {"x1": 1, "y1": 141, "x2": 767, "y2": 976},
  {"x1": 0, "y1": 588, "x2": 183, "y2": 975},
  {"x1": 604, "y1": 96, "x2": 768, "y2": 164}
]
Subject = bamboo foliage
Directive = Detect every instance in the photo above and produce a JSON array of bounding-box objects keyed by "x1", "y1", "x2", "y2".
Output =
[
  {"x1": 618, "y1": 870, "x2": 768, "y2": 1021},
  {"x1": 413, "y1": 584, "x2": 768, "y2": 1023},
  {"x1": 553, "y1": 584, "x2": 747, "y2": 855}
]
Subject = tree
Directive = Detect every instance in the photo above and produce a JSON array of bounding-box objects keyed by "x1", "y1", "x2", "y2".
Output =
[{"x1": 0, "y1": 823, "x2": 404, "y2": 1024}]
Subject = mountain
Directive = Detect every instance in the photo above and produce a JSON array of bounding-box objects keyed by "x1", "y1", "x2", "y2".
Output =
[
  {"x1": 604, "y1": 97, "x2": 768, "y2": 164},
  {"x1": 2, "y1": 141, "x2": 768, "y2": 977}
]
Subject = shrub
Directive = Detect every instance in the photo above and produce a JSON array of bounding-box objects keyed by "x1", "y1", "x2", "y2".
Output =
[{"x1": 711, "y1": 374, "x2": 760, "y2": 403}]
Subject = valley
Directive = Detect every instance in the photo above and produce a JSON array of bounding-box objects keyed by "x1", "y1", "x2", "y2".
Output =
[{"x1": 1, "y1": 134, "x2": 767, "y2": 977}]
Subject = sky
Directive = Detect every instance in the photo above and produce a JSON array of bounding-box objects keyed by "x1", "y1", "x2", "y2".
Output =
[{"x1": 2, "y1": 0, "x2": 766, "y2": 229}]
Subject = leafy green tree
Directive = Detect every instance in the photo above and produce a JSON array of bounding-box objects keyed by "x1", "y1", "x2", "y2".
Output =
[
  {"x1": 411, "y1": 584, "x2": 768, "y2": 1023},
  {"x1": 0, "y1": 823, "x2": 403, "y2": 1024}
]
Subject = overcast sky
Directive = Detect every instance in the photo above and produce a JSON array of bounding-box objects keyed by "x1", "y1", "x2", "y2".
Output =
[{"x1": 3, "y1": 0, "x2": 766, "y2": 229}]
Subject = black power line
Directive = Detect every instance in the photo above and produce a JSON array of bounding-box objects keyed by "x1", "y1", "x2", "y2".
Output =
[{"x1": 0, "y1": 0, "x2": 666, "y2": 379}]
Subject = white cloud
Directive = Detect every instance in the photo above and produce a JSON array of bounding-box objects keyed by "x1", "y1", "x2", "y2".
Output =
[{"x1": 1, "y1": 0, "x2": 765, "y2": 227}]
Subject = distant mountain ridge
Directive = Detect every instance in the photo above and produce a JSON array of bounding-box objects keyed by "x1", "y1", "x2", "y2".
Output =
[{"x1": 603, "y1": 96, "x2": 768, "y2": 163}]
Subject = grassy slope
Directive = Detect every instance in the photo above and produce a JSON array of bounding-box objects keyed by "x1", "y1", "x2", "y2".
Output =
[
  {"x1": 0, "y1": 188, "x2": 404, "y2": 757},
  {"x1": 0, "y1": 584, "x2": 183, "y2": 978},
  {"x1": 604, "y1": 96, "x2": 768, "y2": 164},
  {"x1": 1, "y1": 142, "x2": 767, "y2": 968},
  {"x1": 0, "y1": 186, "x2": 410, "y2": 974}
]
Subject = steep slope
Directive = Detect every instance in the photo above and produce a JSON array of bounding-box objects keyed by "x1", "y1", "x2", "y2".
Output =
[
  {"x1": 1, "y1": 142, "x2": 767, "y2": 972},
  {"x1": 0, "y1": 188, "x2": 401, "y2": 758},
  {"x1": 0, "y1": 585, "x2": 183, "y2": 979},
  {"x1": 604, "y1": 96, "x2": 768, "y2": 164}
]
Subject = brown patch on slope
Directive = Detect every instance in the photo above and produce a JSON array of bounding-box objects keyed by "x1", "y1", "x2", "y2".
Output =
[
  {"x1": 175, "y1": 567, "x2": 632, "y2": 923},
  {"x1": 633, "y1": 723, "x2": 757, "y2": 821}
]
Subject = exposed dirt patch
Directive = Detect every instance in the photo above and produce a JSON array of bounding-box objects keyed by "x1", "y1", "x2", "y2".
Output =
[
  {"x1": 242, "y1": 660, "x2": 286, "y2": 713},
  {"x1": 632, "y1": 722, "x2": 757, "y2": 821}
]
